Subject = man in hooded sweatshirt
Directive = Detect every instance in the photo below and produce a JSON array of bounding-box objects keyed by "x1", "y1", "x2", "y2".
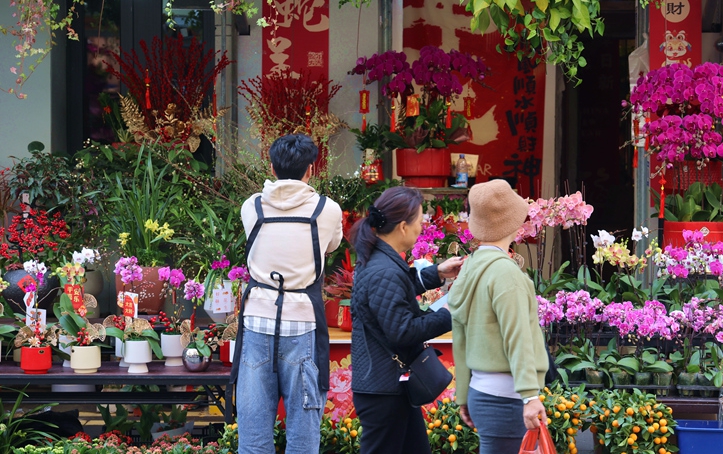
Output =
[{"x1": 232, "y1": 134, "x2": 343, "y2": 454}]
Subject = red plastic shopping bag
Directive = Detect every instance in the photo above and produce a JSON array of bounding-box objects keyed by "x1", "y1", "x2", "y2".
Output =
[{"x1": 518, "y1": 424, "x2": 557, "y2": 454}]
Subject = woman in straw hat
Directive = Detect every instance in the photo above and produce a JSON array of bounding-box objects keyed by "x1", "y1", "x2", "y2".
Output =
[
  {"x1": 448, "y1": 179, "x2": 548, "y2": 453},
  {"x1": 349, "y1": 186, "x2": 464, "y2": 454}
]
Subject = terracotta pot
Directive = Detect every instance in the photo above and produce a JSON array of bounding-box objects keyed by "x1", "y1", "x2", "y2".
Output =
[
  {"x1": 114, "y1": 266, "x2": 166, "y2": 315},
  {"x1": 20, "y1": 346, "x2": 52, "y2": 374},
  {"x1": 662, "y1": 221, "x2": 723, "y2": 247},
  {"x1": 396, "y1": 148, "x2": 451, "y2": 188},
  {"x1": 2, "y1": 270, "x2": 60, "y2": 314}
]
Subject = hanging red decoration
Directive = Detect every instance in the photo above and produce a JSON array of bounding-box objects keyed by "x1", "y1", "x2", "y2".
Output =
[
  {"x1": 644, "y1": 116, "x2": 650, "y2": 151},
  {"x1": 406, "y1": 94, "x2": 420, "y2": 117},
  {"x1": 659, "y1": 174, "x2": 666, "y2": 219},
  {"x1": 144, "y1": 69, "x2": 152, "y2": 110},
  {"x1": 305, "y1": 104, "x2": 311, "y2": 134},
  {"x1": 390, "y1": 100, "x2": 396, "y2": 132},
  {"x1": 463, "y1": 95, "x2": 474, "y2": 141},
  {"x1": 359, "y1": 89, "x2": 369, "y2": 132},
  {"x1": 445, "y1": 97, "x2": 452, "y2": 129}
]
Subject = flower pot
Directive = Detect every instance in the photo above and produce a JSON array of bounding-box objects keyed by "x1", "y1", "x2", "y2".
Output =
[
  {"x1": 114, "y1": 266, "x2": 166, "y2": 315},
  {"x1": 70, "y1": 345, "x2": 101, "y2": 374},
  {"x1": 677, "y1": 372, "x2": 697, "y2": 396},
  {"x1": 13, "y1": 347, "x2": 21, "y2": 363},
  {"x1": 218, "y1": 340, "x2": 231, "y2": 367},
  {"x1": 124, "y1": 339, "x2": 152, "y2": 374},
  {"x1": 695, "y1": 372, "x2": 715, "y2": 396},
  {"x1": 58, "y1": 334, "x2": 73, "y2": 368},
  {"x1": 611, "y1": 370, "x2": 631, "y2": 386},
  {"x1": 182, "y1": 347, "x2": 211, "y2": 372},
  {"x1": 114, "y1": 339, "x2": 129, "y2": 367},
  {"x1": 325, "y1": 298, "x2": 340, "y2": 329},
  {"x1": 361, "y1": 158, "x2": 384, "y2": 185},
  {"x1": 676, "y1": 420, "x2": 723, "y2": 454},
  {"x1": 634, "y1": 372, "x2": 652, "y2": 386},
  {"x1": 395, "y1": 148, "x2": 452, "y2": 188},
  {"x1": 83, "y1": 270, "x2": 105, "y2": 297},
  {"x1": 2, "y1": 270, "x2": 60, "y2": 314},
  {"x1": 229, "y1": 339, "x2": 236, "y2": 363},
  {"x1": 161, "y1": 333, "x2": 184, "y2": 367},
  {"x1": 662, "y1": 221, "x2": 723, "y2": 248},
  {"x1": 20, "y1": 346, "x2": 52, "y2": 374},
  {"x1": 151, "y1": 421, "x2": 195, "y2": 441},
  {"x1": 585, "y1": 369, "x2": 605, "y2": 385},
  {"x1": 337, "y1": 299, "x2": 352, "y2": 332},
  {"x1": 653, "y1": 371, "x2": 673, "y2": 395}
]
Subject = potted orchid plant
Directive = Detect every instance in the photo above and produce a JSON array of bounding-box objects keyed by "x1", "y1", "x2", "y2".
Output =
[
  {"x1": 153, "y1": 266, "x2": 187, "y2": 366},
  {"x1": 350, "y1": 46, "x2": 488, "y2": 187}
]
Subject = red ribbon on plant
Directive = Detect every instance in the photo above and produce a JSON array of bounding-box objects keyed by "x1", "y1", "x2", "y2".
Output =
[
  {"x1": 659, "y1": 175, "x2": 666, "y2": 219},
  {"x1": 144, "y1": 69, "x2": 151, "y2": 110},
  {"x1": 445, "y1": 98, "x2": 452, "y2": 129},
  {"x1": 390, "y1": 100, "x2": 396, "y2": 132}
]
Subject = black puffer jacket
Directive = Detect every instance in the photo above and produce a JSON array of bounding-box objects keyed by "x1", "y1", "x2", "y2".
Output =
[{"x1": 351, "y1": 239, "x2": 452, "y2": 395}]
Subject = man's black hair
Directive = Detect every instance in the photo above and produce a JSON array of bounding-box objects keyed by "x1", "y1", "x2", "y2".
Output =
[{"x1": 269, "y1": 134, "x2": 319, "y2": 180}]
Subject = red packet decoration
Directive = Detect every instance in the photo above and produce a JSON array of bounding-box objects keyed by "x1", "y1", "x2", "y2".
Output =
[
  {"x1": 406, "y1": 94, "x2": 420, "y2": 117},
  {"x1": 65, "y1": 284, "x2": 85, "y2": 313},
  {"x1": 117, "y1": 291, "x2": 139, "y2": 318},
  {"x1": 18, "y1": 275, "x2": 37, "y2": 293}
]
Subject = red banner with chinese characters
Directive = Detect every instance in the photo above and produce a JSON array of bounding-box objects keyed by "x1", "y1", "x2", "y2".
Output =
[
  {"x1": 262, "y1": 0, "x2": 330, "y2": 171},
  {"x1": 649, "y1": 0, "x2": 701, "y2": 69},
  {"x1": 402, "y1": 1, "x2": 545, "y2": 198}
]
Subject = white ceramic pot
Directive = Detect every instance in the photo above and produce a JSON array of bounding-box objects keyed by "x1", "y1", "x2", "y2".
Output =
[
  {"x1": 229, "y1": 339, "x2": 236, "y2": 364},
  {"x1": 161, "y1": 333, "x2": 184, "y2": 367},
  {"x1": 70, "y1": 345, "x2": 101, "y2": 374},
  {"x1": 58, "y1": 334, "x2": 73, "y2": 368},
  {"x1": 114, "y1": 338, "x2": 129, "y2": 367},
  {"x1": 124, "y1": 339, "x2": 152, "y2": 374},
  {"x1": 13, "y1": 347, "x2": 21, "y2": 363}
]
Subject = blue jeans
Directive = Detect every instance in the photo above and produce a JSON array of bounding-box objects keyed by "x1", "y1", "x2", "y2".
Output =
[
  {"x1": 467, "y1": 388, "x2": 526, "y2": 454},
  {"x1": 236, "y1": 329, "x2": 325, "y2": 454}
]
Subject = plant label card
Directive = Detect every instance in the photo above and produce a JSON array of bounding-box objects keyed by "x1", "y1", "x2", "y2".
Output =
[
  {"x1": 26, "y1": 308, "x2": 46, "y2": 330},
  {"x1": 23, "y1": 291, "x2": 35, "y2": 309},
  {"x1": 212, "y1": 281, "x2": 233, "y2": 313},
  {"x1": 117, "y1": 291, "x2": 139, "y2": 318}
]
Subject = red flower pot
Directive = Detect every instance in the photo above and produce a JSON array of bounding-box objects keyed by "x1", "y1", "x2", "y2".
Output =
[
  {"x1": 662, "y1": 221, "x2": 723, "y2": 247},
  {"x1": 396, "y1": 148, "x2": 451, "y2": 188},
  {"x1": 325, "y1": 298, "x2": 340, "y2": 328},
  {"x1": 337, "y1": 300, "x2": 352, "y2": 332},
  {"x1": 219, "y1": 341, "x2": 231, "y2": 367},
  {"x1": 20, "y1": 346, "x2": 52, "y2": 374}
]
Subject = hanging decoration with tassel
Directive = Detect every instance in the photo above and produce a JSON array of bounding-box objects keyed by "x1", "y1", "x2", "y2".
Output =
[
  {"x1": 144, "y1": 69, "x2": 152, "y2": 110},
  {"x1": 659, "y1": 174, "x2": 666, "y2": 219},
  {"x1": 211, "y1": 75, "x2": 218, "y2": 143},
  {"x1": 305, "y1": 104, "x2": 311, "y2": 134},
  {"x1": 359, "y1": 87, "x2": 369, "y2": 133},
  {"x1": 390, "y1": 99, "x2": 396, "y2": 132},
  {"x1": 445, "y1": 97, "x2": 452, "y2": 129},
  {"x1": 463, "y1": 93, "x2": 473, "y2": 141}
]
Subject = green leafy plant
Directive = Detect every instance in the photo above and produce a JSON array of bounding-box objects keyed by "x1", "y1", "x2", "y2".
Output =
[
  {"x1": 180, "y1": 320, "x2": 218, "y2": 358},
  {"x1": 459, "y1": 0, "x2": 659, "y2": 85},
  {"x1": 539, "y1": 382, "x2": 593, "y2": 454},
  {"x1": 383, "y1": 99, "x2": 470, "y2": 153},
  {"x1": 104, "y1": 316, "x2": 162, "y2": 358},
  {"x1": 0, "y1": 387, "x2": 59, "y2": 454},
  {"x1": 589, "y1": 388, "x2": 676, "y2": 454},
  {"x1": 652, "y1": 181, "x2": 723, "y2": 222},
  {"x1": 350, "y1": 124, "x2": 393, "y2": 161},
  {"x1": 104, "y1": 145, "x2": 185, "y2": 267},
  {"x1": 97, "y1": 404, "x2": 135, "y2": 435}
]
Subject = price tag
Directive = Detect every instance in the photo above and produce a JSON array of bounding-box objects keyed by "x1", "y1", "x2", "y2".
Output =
[
  {"x1": 212, "y1": 281, "x2": 233, "y2": 313},
  {"x1": 26, "y1": 308, "x2": 46, "y2": 330},
  {"x1": 117, "y1": 291, "x2": 139, "y2": 317}
]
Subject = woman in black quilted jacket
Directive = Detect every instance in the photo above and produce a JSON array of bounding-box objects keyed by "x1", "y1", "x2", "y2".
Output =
[{"x1": 349, "y1": 186, "x2": 463, "y2": 454}]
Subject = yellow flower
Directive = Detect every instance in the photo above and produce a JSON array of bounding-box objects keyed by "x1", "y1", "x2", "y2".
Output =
[
  {"x1": 119, "y1": 232, "x2": 130, "y2": 246},
  {"x1": 144, "y1": 219, "x2": 160, "y2": 232},
  {"x1": 157, "y1": 223, "x2": 174, "y2": 240}
]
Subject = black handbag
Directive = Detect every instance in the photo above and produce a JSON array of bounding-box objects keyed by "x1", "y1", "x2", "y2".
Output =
[{"x1": 393, "y1": 344, "x2": 453, "y2": 407}]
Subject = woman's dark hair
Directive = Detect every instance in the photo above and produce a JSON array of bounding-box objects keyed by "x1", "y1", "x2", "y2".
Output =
[
  {"x1": 269, "y1": 134, "x2": 319, "y2": 180},
  {"x1": 350, "y1": 186, "x2": 423, "y2": 266}
]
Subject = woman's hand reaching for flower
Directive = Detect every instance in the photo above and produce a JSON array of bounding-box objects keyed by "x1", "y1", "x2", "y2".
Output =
[{"x1": 437, "y1": 256, "x2": 464, "y2": 280}]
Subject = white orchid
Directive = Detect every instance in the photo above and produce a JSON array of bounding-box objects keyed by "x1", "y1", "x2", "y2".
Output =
[{"x1": 591, "y1": 230, "x2": 616, "y2": 248}]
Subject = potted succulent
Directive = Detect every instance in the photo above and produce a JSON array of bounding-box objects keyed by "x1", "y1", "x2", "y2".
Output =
[{"x1": 349, "y1": 46, "x2": 487, "y2": 187}]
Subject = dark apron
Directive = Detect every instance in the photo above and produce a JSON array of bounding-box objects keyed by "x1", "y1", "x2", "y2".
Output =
[{"x1": 229, "y1": 195, "x2": 330, "y2": 393}]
